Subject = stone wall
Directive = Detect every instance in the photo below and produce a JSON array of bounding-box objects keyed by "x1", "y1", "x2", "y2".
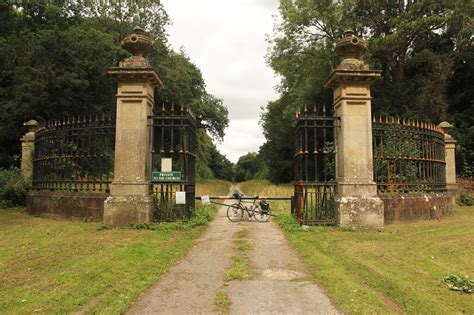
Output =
[
  {"x1": 26, "y1": 191, "x2": 108, "y2": 222},
  {"x1": 380, "y1": 192, "x2": 453, "y2": 224}
]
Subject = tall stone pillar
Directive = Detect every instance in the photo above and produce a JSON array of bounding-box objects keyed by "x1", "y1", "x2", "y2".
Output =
[
  {"x1": 438, "y1": 121, "x2": 457, "y2": 204},
  {"x1": 20, "y1": 120, "x2": 39, "y2": 181},
  {"x1": 324, "y1": 30, "x2": 384, "y2": 229},
  {"x1": 104, "y1": 27, "x2": 162, "y2": 226}
]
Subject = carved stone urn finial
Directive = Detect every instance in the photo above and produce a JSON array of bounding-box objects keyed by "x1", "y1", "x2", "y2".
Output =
[
  {"x1": 121, "y1": 26, "x2": 154, "y2": 58},
  {"x1": 23, "y1": 120, "x2": 39, "y2": 133},
  {"x1": 438, "y1": 121, "x2": 454, "y2": 139},
  {"x1": 335, "y1": 30, "x2": 369, "y2": 70}
]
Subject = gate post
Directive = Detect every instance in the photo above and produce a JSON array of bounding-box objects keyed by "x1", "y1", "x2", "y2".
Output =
[
  {"x1": 20, "y1": 120, "x2": 39, "y2": 181},
  {"x1": 438, "y1": 121, "x2": 457, "y2": 204},
  {"x1": 324, "y1": 30, "x2": 384, "y2": 229},
  {"x1": 104, "y1": 27, "x2": 162, "y2": 226}
]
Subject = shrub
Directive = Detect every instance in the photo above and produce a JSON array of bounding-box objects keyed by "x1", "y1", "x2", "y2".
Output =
[
  {"x1": 458, "y1": 192, "x2": 474, "y2": 206},
  {"x1": 0, "y1": 168, "x2": 31, "y2": 208}
]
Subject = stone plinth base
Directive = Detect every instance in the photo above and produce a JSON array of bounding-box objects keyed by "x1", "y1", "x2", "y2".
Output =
[
  {"x1": 380, "y1": 192, "x2": 453, "y2": 224},
  {"x1": 103, "y1": 195, "x2": 154, "y2": 226},
  {"x1": 26, "y1": 191, "x2": 107, "y2": 222},
  {"x1": 336, "y1": 196, "x2": 384, "y2": 229}
]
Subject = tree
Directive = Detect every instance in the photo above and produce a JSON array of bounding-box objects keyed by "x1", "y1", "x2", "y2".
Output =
[
  {"x1": 234, "y1": 152, "x2": 268, "y2": 183},
  {"x1": 0, "y1": 1, "x2": 230, "y2": 170},
  {"x1": 262, "y1": 0, "x2": 473, "y2": 182}
]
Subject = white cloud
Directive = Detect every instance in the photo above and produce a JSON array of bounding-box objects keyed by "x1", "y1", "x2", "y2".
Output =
[
  {"x1": 162, "y1": 0, "x2": 280, "y2": 162},
  {"x1": 215, "y1": 119, "x2": 265, "y2": 163}
]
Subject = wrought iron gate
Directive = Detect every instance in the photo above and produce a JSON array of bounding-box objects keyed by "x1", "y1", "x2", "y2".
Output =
[
  {"x1": 150, "y1": 103, "x2": 197, "y2": 221},
  {"x1": 294, "y1": 104, "x2": 337, "y2": 225}
]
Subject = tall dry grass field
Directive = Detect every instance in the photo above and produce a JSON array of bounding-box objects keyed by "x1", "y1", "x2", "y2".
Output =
[
  {"x1": 238, "y1": 180, "x2": 293, "y2": 216},
  {"x1": 196, "y1": 180, "x2": 233, "y2": 197}
]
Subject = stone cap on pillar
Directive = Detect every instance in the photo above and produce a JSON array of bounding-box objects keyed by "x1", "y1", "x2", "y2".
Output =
[
  {"x1": 23, "y1": 120, "x2": 39, "y2": 132},
  {"x1": 438, "y1": 121, "x2": 456, "y2": 141},
  {"x1": 324, "y1": 30, "x2": 381, "y2": 88},
  {"x1": 21, "y1": 120, "x2": 39, "y2": 142},
  {"x1": 108, "y1": 26, "x2": 163, "y2": 87}
]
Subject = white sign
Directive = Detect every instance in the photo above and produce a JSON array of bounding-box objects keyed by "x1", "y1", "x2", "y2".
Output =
[
  {"x1": 161, "y1": 158, "x2": 172, "y2": 172},
  {"x1": 176, "y1": 191, "x2": 186, "y2": 205},
  {"x1": 201, "y1": 195, "x2": 210, "y2": 205}
]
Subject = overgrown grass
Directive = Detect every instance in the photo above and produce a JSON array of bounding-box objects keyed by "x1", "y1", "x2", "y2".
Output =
[
  {"x1": 214, "y1": 290, "x2": 230, "y2": 314},
  {"x1": 241, "y1": 180, "x2": 474, "y2": 313},
  {"x1": 0, "y1": 205, "x2": 215, "y2": 314},
  {"x1": 196, "y1": 179, "x2": 233, "y2": 196},
  {"x1": 225, "y1": 255, "x2": 250, "y2": 281}
]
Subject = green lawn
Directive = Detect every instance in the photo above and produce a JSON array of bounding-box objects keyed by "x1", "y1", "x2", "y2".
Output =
[
  {"x1": 276, "y1": 206, "x2": 474, "y2": 314},
  {"x1": 238, "y1": 180, "x2": 473, "y2": 314},
  {"x1": 0, "y1": 208, "x2": 212, "y2": 314}
]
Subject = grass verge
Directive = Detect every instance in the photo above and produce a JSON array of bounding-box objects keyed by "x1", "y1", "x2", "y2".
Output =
[
  {"x1": 239, "y1": 180, "x2": 474, "y2": 314},
  {"x1": 275, "y1": 208, "x2": 474, "y2": 314},
  {"x1": 0, "y1": 205, "x2": 215, "y2": 314}
]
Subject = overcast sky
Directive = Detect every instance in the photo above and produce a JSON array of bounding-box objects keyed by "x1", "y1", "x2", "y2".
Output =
[{"x1": 162, "y1": 0, "x2": 280, "y2": 163}]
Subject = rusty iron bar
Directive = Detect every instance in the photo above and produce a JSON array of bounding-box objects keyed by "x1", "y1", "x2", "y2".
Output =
[
  {"x1": 294, "y1": 103, "x2": 338, "y2": 225},
  {"x1": 150, "y1": 103, "x2": 197, "y2": 222},
  {"x1": 195, "y1": 196, "x2": 292, "y2": 201},
  {"x1": 32, "y1": 114, "x2": 115, "y2": 193},
  {"x1": 372, "y1": 116, "x2": 446, "y2": 193}
]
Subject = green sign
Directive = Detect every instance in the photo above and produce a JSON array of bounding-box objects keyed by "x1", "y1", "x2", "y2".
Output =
[{"x1": 152, "y1": 171, "x2": 181, "y2": 182}]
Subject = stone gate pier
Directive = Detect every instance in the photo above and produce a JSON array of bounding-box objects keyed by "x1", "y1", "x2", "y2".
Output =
[
  {"x1": 324, "y1": 30, "x2": 384, "y2": 229},
  {"x1": 103, "y1": 27, "x2": 162, "y2": 226}
]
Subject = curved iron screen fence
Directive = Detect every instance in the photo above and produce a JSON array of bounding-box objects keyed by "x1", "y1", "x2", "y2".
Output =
[
  {"x1": 33, "y1": 115, "x2": 115, "y2": 193},
  {"x1": 372, "y1": 117, "x2": 446, "y2": 193}
]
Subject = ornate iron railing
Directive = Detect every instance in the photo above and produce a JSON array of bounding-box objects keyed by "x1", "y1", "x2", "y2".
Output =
[
  {"x1": 294, "y1": 104, "x2": 337, "y2": 183},
  {"x1": 32, "y1": 115, "x2": 115, "y2": 193},
  {"x1": 372, "y1": 117, "x2": 446, "y2": 193},
  {"x1": 294, "y1": 104, "x2": 338, "y2": 225},
  {"x1": 150, "y1": 103, "x2": 197, "y2": 221}
]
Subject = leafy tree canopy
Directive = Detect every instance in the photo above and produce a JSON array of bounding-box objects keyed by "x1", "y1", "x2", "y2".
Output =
[
  {"x1": 261, "y1": 0, "x2": 473, "y2": 182},
  {"x1": 0, "y1": 1, "x2": 231, "y2": 177}
]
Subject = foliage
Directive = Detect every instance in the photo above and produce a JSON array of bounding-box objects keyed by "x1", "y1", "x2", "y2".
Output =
[
  {"x1": 234, "y1": 152, "x2": 268, "y2": 182},
  {"x1": 0, "y1": 1, "x2": 229, "y2": 170},
  {"x1": 196, "y1": 130, "x2": 234, "y2": 181},
  {"x1": 0, "y1": 168, "x2": 30, "y2": 208},
  {"x1": 443, "y1": 275, "x2": 474, "y2": 293},
  {"x1": 262, "y1": 0, "x2": 474, "y2": 183},
  {"x1": 457, "y1": 192, "x2": 474, "y2": 206},
  {"x1": 129, "y1": 205, "x2": 217, "y2": 231}
]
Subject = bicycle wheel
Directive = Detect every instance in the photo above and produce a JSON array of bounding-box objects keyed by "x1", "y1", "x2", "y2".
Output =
[
  {"x1": 227, "y1": 203, "x2": 243, "y2": 222},
  {"x1": 254, "y1": 207, "x2": 271, "y2": 222}
]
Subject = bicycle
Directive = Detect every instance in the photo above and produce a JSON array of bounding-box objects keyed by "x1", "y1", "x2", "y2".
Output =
[{"x1": 226, "y1": 193, "x2": 271, "y2": 222}]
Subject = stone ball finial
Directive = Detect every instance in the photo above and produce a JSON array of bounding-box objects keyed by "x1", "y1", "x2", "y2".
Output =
[
  {"x1": 438, "y1": 121, "x2": 453, "y2": 135},
  {"x1": 23, "y1": 120, "x2": 39, "y2": 132},
  {"x1": 336, "y1": 30, "x2": 367, "y2": 60},
  {"x1": 121, "y1": 26, "x2": 154, "y2": 57}
]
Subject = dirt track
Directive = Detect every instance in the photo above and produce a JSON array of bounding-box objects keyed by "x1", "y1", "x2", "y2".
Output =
[{"x1": 128, "y1": 187, "x2": 339, "y2": 314}]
